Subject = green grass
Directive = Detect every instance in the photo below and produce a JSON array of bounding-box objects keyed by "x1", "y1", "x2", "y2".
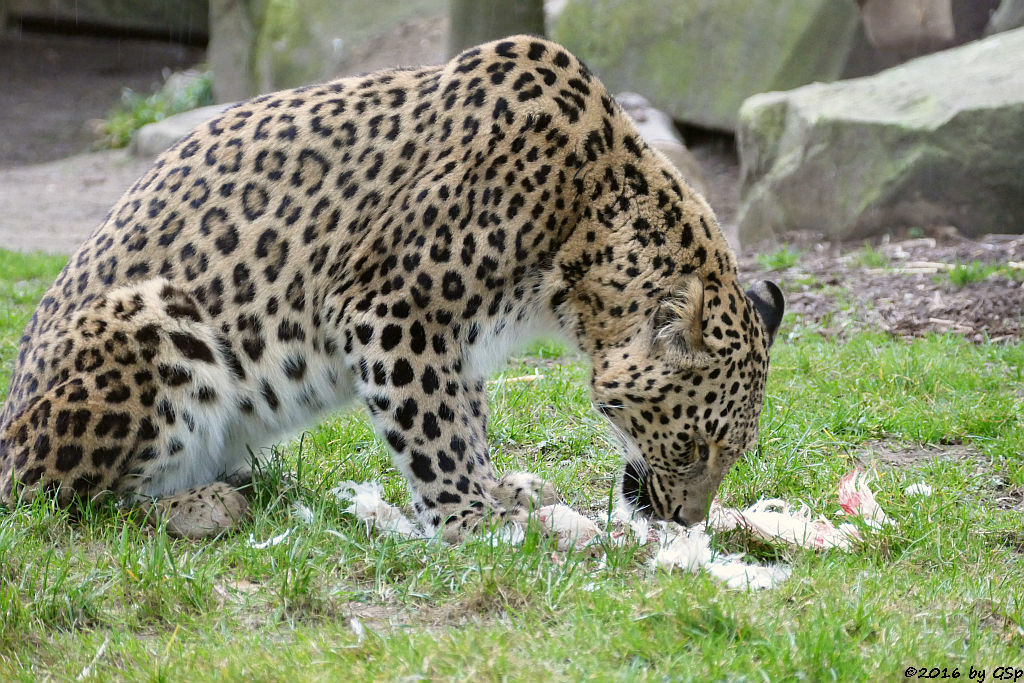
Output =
[
  {"x1": 0, "y1": 249, "x2": 1023, "y2": 680},
  {"x1": 98, "y1": 71, "x2": 214, "y2": 149},
  {"x1": 0, "y1": 251, "x2": 67, "y2": 391},
  {"x1": 756, "y1": 245, "x2": 801, "y2": 271},
  {"x1": 944, "y1": 261, "x2": 1024, "y2": 288},
  {"x1": 853, "y1": 242, "x2": 889, "y2": 268}
]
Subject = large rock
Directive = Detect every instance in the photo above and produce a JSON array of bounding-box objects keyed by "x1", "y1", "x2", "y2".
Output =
[
  {"x1": 130, "y1": 103, "x2": 235, "y2": 157},
  {"x1": 208, "y1": 0, "x2": 446, "y2": 101},
  {"x1": 551, "y1": 0, "x2": 863, "y2": 131},
  {"x1": 738, "y1": 28, "x2": 1024, "y2": 241}
]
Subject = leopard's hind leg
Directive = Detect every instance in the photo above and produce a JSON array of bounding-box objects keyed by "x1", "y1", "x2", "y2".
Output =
[
  {"x1": 138, "y1": 481, "x2": 248, "y2": 538},
  {"x1": 0, "y1": 279, "x2": 252, "y2": 540}
]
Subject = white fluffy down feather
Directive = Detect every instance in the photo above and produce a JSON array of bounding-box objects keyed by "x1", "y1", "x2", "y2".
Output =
[
  {"x1": 612, "y1": 505, "x2": 791, "y2": 590},
  {"x1": 331, "y1": 481, "x2": 422, "y2": 538},
  {"x1": 327, "y1": 468, "x2": 893, "y2": 592}
]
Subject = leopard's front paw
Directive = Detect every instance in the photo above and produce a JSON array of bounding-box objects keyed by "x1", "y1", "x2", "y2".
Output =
[
  {"x1": 435, "y1": 500, "x2": 524, "y2": 543},
  {"x1": 426, "y1": 474, "x2": 560, "y2": 543},
  {"x1": 493, "y1": 471, "x2": 560, "y2": 512},
  {"x1": 141, "y1": 481, "x2": 249, "y2": 539}
]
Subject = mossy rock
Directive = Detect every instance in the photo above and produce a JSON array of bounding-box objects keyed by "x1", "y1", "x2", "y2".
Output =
[
  {"x1": 738, "y1": 28, "x2": 1024, "y2": 240},
  {"x1": 552, "y1": 0, "x2": 860, "y2": 131},
  {"x1": 209, "y1": 0, "x2": 445, "y2": 100}
]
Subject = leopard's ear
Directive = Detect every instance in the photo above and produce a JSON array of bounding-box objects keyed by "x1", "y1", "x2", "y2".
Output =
[
  {"x1": 654, "y1": 276, "x2": 705, "y2": 354},
  {"x1": 745, "y1": 280, "x2": 785, "y2": 345}
]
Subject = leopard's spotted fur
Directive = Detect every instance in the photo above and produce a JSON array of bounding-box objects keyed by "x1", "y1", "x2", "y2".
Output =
[{"x1": 0, "y1": 37, "x2": 783, "y2": 539}]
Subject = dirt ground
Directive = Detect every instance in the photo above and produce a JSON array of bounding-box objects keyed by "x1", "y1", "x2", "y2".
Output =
[
  {"x1": 740, "y1": 231, "x2": 1024, "y2": 344},
  {"x1": 0, "y1": 32, "x2": 1020, "y2": 344}
]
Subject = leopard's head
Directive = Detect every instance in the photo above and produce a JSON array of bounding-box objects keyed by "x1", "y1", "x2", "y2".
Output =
[{"x1": 592, "y1": 277, "x2": 784, "y2": 526}]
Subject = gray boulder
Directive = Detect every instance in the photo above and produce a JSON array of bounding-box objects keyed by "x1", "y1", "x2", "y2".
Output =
[
  {"x1": 738, "y1": 28, "x2": 1024, "y2": 241},
  {"x1": 208, "y1": 0, "x2": 446, "y2": 101},
  {"x1": 551, "y1": 0, "x2": 864, "y2": 131},
  {"x1": 130, "y1": 104, "x2": 235, "y2": 157}
]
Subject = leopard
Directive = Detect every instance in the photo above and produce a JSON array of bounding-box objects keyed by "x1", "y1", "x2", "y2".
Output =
[{"x1": 0, "y1": 36, "x2": 783, "y2": 541}]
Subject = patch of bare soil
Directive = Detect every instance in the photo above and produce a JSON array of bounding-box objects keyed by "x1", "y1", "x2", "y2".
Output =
[
  {"x1": 0, "y1": 32, "x2": 204, "y2": 251},
  {"x1": 0, "y1": 25, "x2": 451, "y2": 253},
  {"x1": 994, "y1": 485, "x2": 1024, "y2": 512},
  {"x1": 853, "y1": 440, "x2": 1021, "y2": 514},
  {"x1": 739, "y1": 232, "x2": 1024, "y2": 343},
  {"x1": 0, "y1": 150, "x2": 153, "y2": 253},
  {"x1": 212, "y1": 578, "x2": 489, "y2": 635},
  {"x1": 853, "y1": 440, "x2": 987, "y2": 471}
]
